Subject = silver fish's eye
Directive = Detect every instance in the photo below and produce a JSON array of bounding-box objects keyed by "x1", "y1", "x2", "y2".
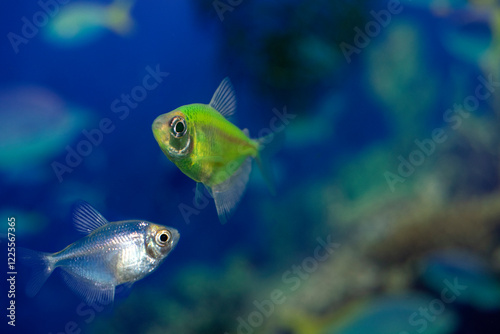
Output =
[
  {"x1": 155, "y1": 230, "x2": 171, "y2": 246},
  {"x1": 170, "y1": 116, "x2": 187, "y2": 138}
]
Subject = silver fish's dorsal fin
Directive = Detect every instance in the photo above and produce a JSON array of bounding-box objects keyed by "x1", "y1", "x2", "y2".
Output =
[
  {"x1": 73, "y1": 201, "x2": 109, "y2": 235},
  {"x1": 211, "y1": 157, "x2": 252, "y2": 224},
  {"x1": 209, "y1": 77, "x2": 237, "y2": 118},
  {"x1": 60, "y1": 269, "x2": 115, "y2": 305}
]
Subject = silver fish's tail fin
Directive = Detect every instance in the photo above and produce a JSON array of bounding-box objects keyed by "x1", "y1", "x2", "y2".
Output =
[{"x1": 18, "y1": 247, "x2": 55, "y2": 297}]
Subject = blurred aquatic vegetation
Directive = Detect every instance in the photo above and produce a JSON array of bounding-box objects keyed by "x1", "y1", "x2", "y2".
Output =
[
  {"x1": 235, "y1": 115, "x2": 500, "y2": 333},
  {"x1": 365, "y1": 19, "x2": 440, "y2": 147},
  {"x1": 415, "y1": 0, "x2": 500, "y2": 117},
  {"x1": 439, "y1": 11, "x2": 492, "y2": 65},
  {"x1": 42, "y1": 0, "x2": 135, "y2": 47},
  {"x1": 0, "y1": 86, "x2": 89, "y2": 183}
]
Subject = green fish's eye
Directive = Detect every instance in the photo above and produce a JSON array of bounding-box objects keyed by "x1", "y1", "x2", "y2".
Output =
[
  {"x1": 155, "y1": 230, "x2": 171, "y2": 246},
  {"x1": 171, "y1": 117, "x2": 187, "y2": 138}
]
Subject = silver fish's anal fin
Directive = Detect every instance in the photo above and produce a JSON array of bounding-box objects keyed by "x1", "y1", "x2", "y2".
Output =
[
  {"x1": 60, "y1": 269, "x2": 115, "y2": 305},
  {"x1": 209, "y1": 77, "x2": 237, "y2": 118},
  {"x1": 73, "y1": 201, "x2": 109, "y2": 235},
  {"x1": 212, "y1": 157, "x2": 252, "y2": 224},
  {"x1": 18, "y1": 247, "x2": 55, "y2": 297}
]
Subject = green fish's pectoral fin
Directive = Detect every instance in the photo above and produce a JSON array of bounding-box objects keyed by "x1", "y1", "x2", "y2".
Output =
[
  {"x1": 211, "y1": 157, "x2": 252, "y2": 224},
  {"x1": 60, "y1": 269, "x2": 115, "y2": 305},
  {"x1": 73, "y1": 201, "x2": 109, "y2": 235},
  {"x1": 18, "y1": 247, "x2": 55, "y2": 297},
  {"x1": 209, "y1": 77, "x2": 237, "y2": 118}
]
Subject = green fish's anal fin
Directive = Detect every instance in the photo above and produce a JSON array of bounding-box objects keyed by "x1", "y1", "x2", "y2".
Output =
[
  {"x1": 60, "y1": 269, "x2": 115, "y2": 305},
  {"x1": 209, "y1": 77, "x2": 237, "y2": 118},
  {"x1": 73, "y1": 201, "x2": 109, "y2": 235},
  {"x1": 211, "y1": 157, "x2": 252, "y2": 224},
  {"x1": 195, "y1": 182, "x2": 213, "y2": 204}
]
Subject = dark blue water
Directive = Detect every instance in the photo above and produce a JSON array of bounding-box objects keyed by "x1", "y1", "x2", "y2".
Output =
[{"x1": 1, "y1": 1, "x2": 500, "y2": 334}]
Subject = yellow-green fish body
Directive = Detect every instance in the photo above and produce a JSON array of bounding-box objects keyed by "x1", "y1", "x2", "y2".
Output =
[
  {"x1": 166, "y1": 103, "x2": 259, "y2": 186},
  {"x1": 152, "y1": 78, "x2": 269, "y2": 223}
]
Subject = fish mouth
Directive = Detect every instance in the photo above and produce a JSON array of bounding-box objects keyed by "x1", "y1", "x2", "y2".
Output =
[{"x1": 152, "y1": 114, "x2": 169, "y2": 140}]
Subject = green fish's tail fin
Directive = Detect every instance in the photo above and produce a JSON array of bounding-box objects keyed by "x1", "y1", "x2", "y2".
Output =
[
  {"x1": 18, "y1": 247, "x2": 55, "y2": 298},
  {"x1": 253, "y1": 129, "x2": 282, "y2": 196},
  {"x1": 255, "y1": 153, "x2": 276, "y2": 196}
]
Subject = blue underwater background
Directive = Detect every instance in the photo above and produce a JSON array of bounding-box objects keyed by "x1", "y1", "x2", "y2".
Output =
[{"x1": 2, "y1": 0, "x2": 500, "y2": 333}]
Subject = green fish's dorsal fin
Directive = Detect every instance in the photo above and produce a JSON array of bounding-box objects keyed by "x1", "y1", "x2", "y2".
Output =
[
  {"x1": 209, "y1": 77, "x2": 237, "y2": 118},
  {"x1": 73, "y1": 201, "x2": 109, "y2": 235},
  {"x1": 212, "y1": 157, "x2": 252, "y2": 224}
]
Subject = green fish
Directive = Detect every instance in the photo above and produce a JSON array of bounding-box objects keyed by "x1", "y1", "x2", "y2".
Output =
[{"x1": 152, "y1": 78, "x2": 272, "y2": 223}]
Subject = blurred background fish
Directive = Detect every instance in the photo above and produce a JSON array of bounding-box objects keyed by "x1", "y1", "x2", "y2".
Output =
[
  {"x1": 1, "y1": 0, "x2": 500, "y2": 333},
  {"x1": 43, "y1": 0, "x2": 135, "y2": 47}
]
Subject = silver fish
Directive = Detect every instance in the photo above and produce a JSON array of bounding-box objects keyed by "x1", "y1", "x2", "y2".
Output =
[{"x1": 19, "y1": 201, "x2": 180, "y2": 305}]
